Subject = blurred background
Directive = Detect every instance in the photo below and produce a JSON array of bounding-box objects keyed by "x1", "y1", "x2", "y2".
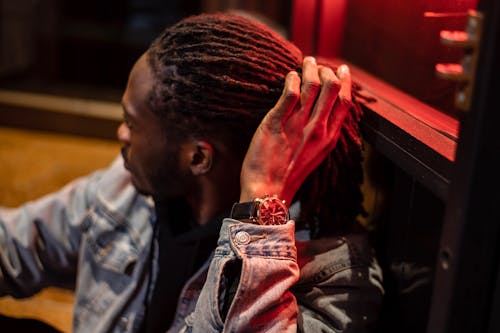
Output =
[
  {"x1": 0, "y1": 0, "x2": 476, "y2": 114},
  {"x1": 0, "y1": 0, "x2": 291, "y2": 102}
]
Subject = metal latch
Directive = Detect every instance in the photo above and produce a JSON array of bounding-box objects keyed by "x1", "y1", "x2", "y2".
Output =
[{"x1": 434, "y1": 10, "x2": 484, "y2": 112}]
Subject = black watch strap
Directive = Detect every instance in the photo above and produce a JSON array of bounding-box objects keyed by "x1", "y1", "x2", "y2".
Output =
[{"x1": 230, "y1": 201, "x2": 257, "y2": 222}]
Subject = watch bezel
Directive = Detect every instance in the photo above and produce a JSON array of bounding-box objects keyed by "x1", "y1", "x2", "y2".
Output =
[{"x1": 254, "y1": 195, "x2": 289, "y2": 225}]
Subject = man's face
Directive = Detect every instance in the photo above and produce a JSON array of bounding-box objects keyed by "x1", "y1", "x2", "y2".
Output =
[{"x1": 117, "y1": 52, "x2": 193, "y2": 198}]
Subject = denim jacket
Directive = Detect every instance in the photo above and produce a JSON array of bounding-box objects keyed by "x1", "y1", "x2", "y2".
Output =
[
  {"x1": 0, "y1": 157, "x2": 383, "y2": 332},
  {"x1": 169, "y1": 220, "x2": 384, "y2": 333}
]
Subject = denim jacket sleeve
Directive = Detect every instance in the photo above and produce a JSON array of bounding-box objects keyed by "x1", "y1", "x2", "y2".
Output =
[
  {"x1": 0, "y1": 160, "x2": 114, "y2": 297},
  {"x1": 184, "y1": 219, "x2": 383, "y2": 333},
  {"x1": 189, "y1": 218, "x2": 300, "y2": 332},
  {"x1": 294, "y1": 234, "x2": 384, "y2": 332}
]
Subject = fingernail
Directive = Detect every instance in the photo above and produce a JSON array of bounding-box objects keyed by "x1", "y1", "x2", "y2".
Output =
[
  {"x1": 304, "y1": 56, "x2": 316, "y2": 65},
  {"x1": 337, "y1": 64, "x2": 350, "y2": 79}
]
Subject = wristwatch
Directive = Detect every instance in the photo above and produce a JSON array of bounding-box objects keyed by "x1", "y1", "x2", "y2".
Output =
[{"x1": 230, "y1": 195, "x2": 290, "y2": 225}]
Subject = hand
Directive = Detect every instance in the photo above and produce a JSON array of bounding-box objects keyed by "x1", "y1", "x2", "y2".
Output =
[{"x1": 240, "y1": 57, "x2": 352, "y2": 205}]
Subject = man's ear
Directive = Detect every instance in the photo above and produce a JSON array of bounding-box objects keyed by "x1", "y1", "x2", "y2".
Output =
[{"x1": 190, "y1": 141, "x2": 214, "y2": 176}]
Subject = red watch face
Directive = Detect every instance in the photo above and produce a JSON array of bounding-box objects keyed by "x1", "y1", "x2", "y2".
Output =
[{"x1": 257, "y1": 197, "x2": 289, "y2": 225}]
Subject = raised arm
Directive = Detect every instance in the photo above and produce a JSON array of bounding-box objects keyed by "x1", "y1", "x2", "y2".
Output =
[
  {"x1": 240, "y1": 56, "x2": 352, "y2": 205},
  {"x1": 189, "y1": 58, "x2": 352, "y2": 332}
]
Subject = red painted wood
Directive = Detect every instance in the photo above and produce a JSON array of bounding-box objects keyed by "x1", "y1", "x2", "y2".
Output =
[
  {"x1": 290, "y1": 0, "x2": 319, "y2": 55},
  {"x1": 317, "y1": 0, "x2": 347, "y2": 57},
  {"x1": 340, "y1": 0, "x2": 478, "y2": 115}
]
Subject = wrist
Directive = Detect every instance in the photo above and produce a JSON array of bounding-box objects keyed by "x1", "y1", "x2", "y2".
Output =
[
  {"x1": 231, "y1": 194, "x2": 290, "y2": 225},
  {"x1": 240, "y1": 185, "x2": 283, "y2": 204}
]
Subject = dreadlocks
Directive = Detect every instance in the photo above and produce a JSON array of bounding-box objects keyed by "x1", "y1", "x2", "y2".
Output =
[
  {"x1": 147, "y1": 13, "x2": 365, "y2": 237},
  {"x1": 147, "y1": 13, "x2": 301, "y2": 159}
]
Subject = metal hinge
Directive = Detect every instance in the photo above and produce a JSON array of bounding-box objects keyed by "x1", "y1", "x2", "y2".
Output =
[{"x1": 434, "y1": 10, "x2": 484, "y2": 112}]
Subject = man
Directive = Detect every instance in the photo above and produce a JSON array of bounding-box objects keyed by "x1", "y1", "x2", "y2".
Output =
[{"x1": 0, "y1": 13, "x2": 383, "y2": 332}]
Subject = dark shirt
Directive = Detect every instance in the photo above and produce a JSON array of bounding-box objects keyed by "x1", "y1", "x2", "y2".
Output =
[{"x1": 141, "y1": 200, "x2": 225, "y2": 333}]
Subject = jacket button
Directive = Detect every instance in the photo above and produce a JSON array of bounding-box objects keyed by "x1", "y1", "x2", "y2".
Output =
[
  {"x1": 234, "y1": 231, "x2": 251, "y2": 244},
  {"x1": 118, "y1": 316, "x2": 129, "y2": 330}
]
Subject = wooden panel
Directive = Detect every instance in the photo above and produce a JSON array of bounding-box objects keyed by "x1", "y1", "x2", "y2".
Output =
[
  {"x1": 341, "y1": 0, "x2": 478, "y2": 115},
  {"x1": 0, "y1": 90, "x2": 121, "y2": 140}
]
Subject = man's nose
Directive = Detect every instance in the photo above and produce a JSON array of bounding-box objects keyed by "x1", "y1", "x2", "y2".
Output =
[{"x1": 117, "y1": 123, "x2": 130, "y2": 144}]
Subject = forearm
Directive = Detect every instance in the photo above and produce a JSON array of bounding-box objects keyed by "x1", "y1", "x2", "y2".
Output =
[{"x1": 0, "y1": 171, "x2": 101, "y2": 297}]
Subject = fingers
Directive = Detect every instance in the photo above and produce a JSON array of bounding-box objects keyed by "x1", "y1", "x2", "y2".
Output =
[
  {"x1": 337, "y1": 65, "x2": 352, "y2": 105},
  {"x1": 305, "y1": 64, "x2": 352, "y2": 154},
  {"x1": 327, "y1": 65, "x2": 352, "y2": 146},
  {"x1": 262, "y1": 61, "x2": 351, "y2": 140},
  {"x1": 309, "y1": 65, "x2": 341, "y2": 123},
  {"x1": 264, "y1": 70, "x2": 300, "y2": 131},
  {"x1": 282, "y1": 71, "x2": 301, "y2": 118},
  {"x1": 300, "y1": 57, "x2": 321, "y2": 116}
]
